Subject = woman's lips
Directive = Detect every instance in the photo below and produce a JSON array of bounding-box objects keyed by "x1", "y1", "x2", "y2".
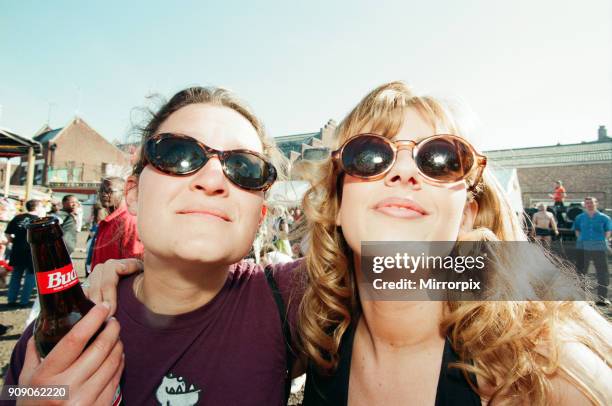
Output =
[
  {"x1": 176, "y1": 210, "x2": 231, "y2": 222},
  {"x1": 373, "y1": 197, "x2": 428, "y2": 219},
  {"x1": 374, "y1": 205, "x2": 426, "y2": 219}
]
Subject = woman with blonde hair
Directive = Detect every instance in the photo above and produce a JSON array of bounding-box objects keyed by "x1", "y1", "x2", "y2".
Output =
[{"x1": 298, "y1": 81, "x2": 611, "y2": 405}]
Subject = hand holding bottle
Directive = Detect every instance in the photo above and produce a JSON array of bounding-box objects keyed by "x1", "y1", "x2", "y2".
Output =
[{"x1": 17, "y1": 303, "x2": 124, "y2": 406}]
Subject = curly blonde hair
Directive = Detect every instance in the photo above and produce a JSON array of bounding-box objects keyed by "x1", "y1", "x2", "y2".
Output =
[{"x1": 298, "y1": 81, "x2": 611, "y2": 405}]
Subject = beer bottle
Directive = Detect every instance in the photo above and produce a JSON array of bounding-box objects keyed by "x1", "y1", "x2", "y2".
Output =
[
  {"x1": 27, "y1": 216, "x2": 93, "y2": 356},
  {"x1": 27, "y1": 216, "x2": 123, "y2": 405}
]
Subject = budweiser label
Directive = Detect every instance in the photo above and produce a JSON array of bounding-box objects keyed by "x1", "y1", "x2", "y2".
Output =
[{"x1": 36, "y1": 264, "x2": 79, "y2": 295}]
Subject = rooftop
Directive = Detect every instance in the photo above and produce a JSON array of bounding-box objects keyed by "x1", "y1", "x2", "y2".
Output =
[
  {"x1": 484, "y1": 139, "x2": 612, "y2": 168},
  {"x1": 33, "y1": 128, "x2": 63, "y2": 144},
  {"x1": 0, "y1": 127, "x2": 42, "y2": 156}
]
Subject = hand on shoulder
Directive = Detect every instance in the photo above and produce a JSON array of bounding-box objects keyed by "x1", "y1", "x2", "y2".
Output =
[{"x1": 86, "y1": 258, "x2": 144, "y2": 315}]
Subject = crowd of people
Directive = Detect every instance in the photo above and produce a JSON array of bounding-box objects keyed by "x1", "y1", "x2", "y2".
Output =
[
  {"x1": 253, "y1": 206, "x2": 305, "y2": 266},
  {"x1": 0, "y1": 82, "x2": 610, "y2": 405},
  {"x1": 0, "y1": 181, "x2": 145, "y2": 339},
  {"x1": 1, "y1": 195, "x2": 82, "y2": 307},
  {"x1": 526, "y1": 181, "x2": 611, "y2": 307}
]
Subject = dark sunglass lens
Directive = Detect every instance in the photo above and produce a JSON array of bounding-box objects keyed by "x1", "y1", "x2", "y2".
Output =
[
  {"x1": 146, "y1": 136, "x2": 206, "y2": 175},
  {"x1": 342, "y1": 136, "x2": 394, "y2": 177},
  {"x1": 416, "y1": 138, "x2": 474, "y2": 181},
  {"x1": 224, "y1": 153, "x2": 272, "y2": 190}
]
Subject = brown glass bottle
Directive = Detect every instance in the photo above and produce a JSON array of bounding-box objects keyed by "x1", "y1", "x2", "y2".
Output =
[
  {"x1": 27, "y1": 216, "x2": 98, "y2": 357},
  {"x1": 28, "y1": 216, "x2": 123, "y2": 405}
]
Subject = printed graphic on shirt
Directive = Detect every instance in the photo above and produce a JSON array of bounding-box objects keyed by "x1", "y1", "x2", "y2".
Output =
[{"x1": 155, "y1": 373, "x2": 202, "y2": 406}]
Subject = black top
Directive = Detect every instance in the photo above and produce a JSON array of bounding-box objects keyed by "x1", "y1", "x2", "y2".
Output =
[
  {"x1": 303, "y1": 318, "x2": 481, "y2": 406},
  {"x1": 5, "y1": 213, "x2": 38, "y2": 269}
]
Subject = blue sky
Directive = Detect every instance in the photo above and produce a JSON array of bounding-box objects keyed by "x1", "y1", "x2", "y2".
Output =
[{"x1": 1, "y1": 0, "x2": 610, "y2": 151}]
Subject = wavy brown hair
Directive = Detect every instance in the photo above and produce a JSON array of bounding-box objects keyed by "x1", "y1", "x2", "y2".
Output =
[{"x1": 298, "y1": 81, "x2": 611, "y2": 404}]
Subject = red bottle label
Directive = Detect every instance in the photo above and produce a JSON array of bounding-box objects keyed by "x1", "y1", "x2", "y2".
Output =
[{"x1": 36, "y1": 264, "x2": 79, "y2": 294}]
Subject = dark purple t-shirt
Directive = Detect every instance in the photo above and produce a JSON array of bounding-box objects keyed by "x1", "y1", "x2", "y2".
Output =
[{"x1": 3, "y1": 259, "x2": 305, "y2": 406}]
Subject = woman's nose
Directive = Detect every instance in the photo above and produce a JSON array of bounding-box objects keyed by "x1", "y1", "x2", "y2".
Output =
[{"x1": 383, "y1": 149, "x2": 422, "y2": 189}]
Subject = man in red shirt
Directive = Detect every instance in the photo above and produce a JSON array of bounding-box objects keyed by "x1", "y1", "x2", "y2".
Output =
[
  {"x1": 90, "y1": 177, "x2": 144, "y2": 270},
  {"x1": 549, "y1": 180, "x2": 566, "y2": 209}
]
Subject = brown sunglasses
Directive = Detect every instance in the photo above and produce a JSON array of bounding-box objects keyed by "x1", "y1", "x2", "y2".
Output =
[
  {"x1": 143, "y1": 133, "x2": 277, "y2": 191},
  {"x1": 332, "y1": 134, "x2": 487, "y2": 191}
]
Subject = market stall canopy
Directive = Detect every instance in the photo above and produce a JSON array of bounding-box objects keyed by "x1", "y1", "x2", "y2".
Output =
[
  {"x1": 0, "y1": 127, "x2": 41, "y2": 157},
  {"x1": 2, "y1": 184, "x2": 53, "y2": 201},
  {"x1": 0, "y1": 127, "x2": 43, "y2": 201}
]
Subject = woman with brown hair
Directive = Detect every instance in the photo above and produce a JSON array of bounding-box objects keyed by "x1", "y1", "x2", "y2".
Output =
[{"x1": 3, "y1": 86, "x2": 303, "y2": 405}]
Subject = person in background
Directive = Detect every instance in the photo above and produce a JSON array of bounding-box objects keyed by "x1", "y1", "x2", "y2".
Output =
[
  {"x1": 56, "y1": 195, "x2": 80, "y2": 255},
  {"x1": 5, "y1": 199, "x2": 46, "y2": 307},
  {"x1": 89, "y1": 177, "x2": 144, "y2": 270},
  {"x1": 260, "y1": 242, "x2": 293, "y2": 266},
  {"x1": 89, "y1": 204, "x2": 109, "y2": 240},
  {"x1": 549, "y1": 180, "x2": 567, "y2": 209},
  {"x1": 573, "y1": 196, "x2": 612, "y2": 307},
  {"x1": 287, "y1": 208, "x2": 295, "y2": 227},
  {"x1": 293, "y1": 207, "x2": 303, "y2": 223},
  {"x1": 74, "y1": 198, "x2": 84, "y2": 232},
  {"x1": 0, "y1": 232, "x2": 10, "y2": 334},
  {"x1": 85, "y1": 204, "x2": 109, "y2": 276},
  {"x1": 531, "y1": 203, "x2": 559, "y2": 245},
  {"x1": 48, "y1": 201, "x2": 63, "y2": 224},
  {"x1": 274, "y1": 217, "x2": 292, "y2": 256},
  {"x1": 291, "y1": 242, "x2": 303, "y2": 259},
  {"x1": 0, "y1": 232, "x2": 8, "y2": 267}
]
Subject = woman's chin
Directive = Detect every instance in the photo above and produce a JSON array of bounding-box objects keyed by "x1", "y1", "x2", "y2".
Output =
[{"x1": 146, "y1": 242, "x2": 246, "y2": 266}]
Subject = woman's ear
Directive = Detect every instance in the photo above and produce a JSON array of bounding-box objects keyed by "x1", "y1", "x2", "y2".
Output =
[
  {"x1": 125, "y1": 176, "x2": 139, "y2": 216},
  {"x1": 459, "y1": 198, "x2": 479, "y2": 237}
]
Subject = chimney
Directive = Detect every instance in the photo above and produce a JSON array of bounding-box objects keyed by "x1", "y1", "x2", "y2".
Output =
[{"x1": 598, "y1": 125, "x2": 608, "y2": 142}]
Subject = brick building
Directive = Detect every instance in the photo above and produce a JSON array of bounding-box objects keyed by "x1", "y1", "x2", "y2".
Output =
[
  {"x1": 486, "y1": 126, "x2": 612, "y2": 210},
  {"x1": 275, "y1": 119, "x2": 337, "y2": 164},
  {"x1": 11, "y1": 116, "x2": 130, "y2": 194}
]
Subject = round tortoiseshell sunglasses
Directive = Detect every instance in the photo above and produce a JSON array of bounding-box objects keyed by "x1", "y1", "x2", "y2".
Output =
[{"x1": 332, "y1": 134, "x2": 487, "y2": 191}]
